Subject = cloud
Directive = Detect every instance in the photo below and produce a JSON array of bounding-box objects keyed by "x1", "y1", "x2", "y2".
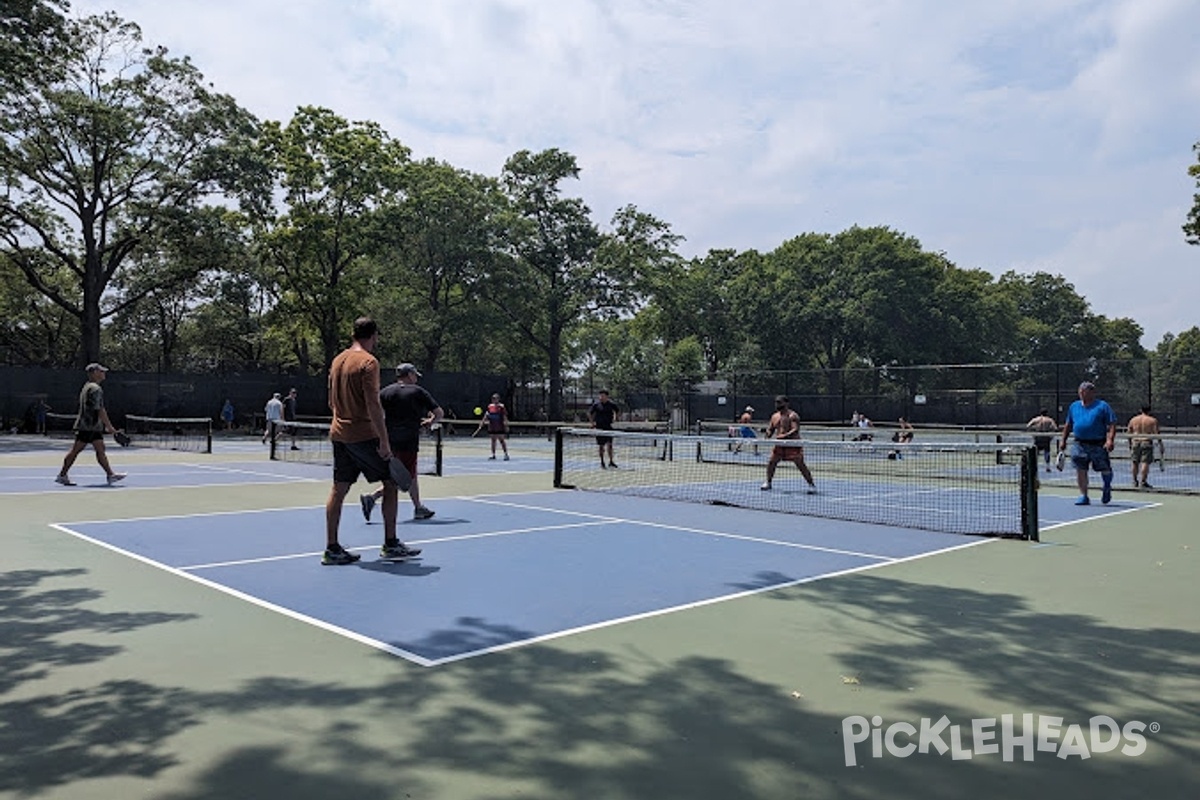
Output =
[{"x1": 70, "y1": 0, "x2": 1200, "y2": 346}]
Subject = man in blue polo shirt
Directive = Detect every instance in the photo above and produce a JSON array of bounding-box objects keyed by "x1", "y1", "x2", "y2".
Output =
[{"x1": 1059, "y1": 381, "x2": 1118, "y2": 505}]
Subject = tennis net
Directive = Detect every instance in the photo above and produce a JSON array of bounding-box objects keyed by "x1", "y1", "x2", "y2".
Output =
[
  {"x1": 555, "y1": 427, "x2": 1039, "y2": 539},
  {"x1": 269, "y1": 419, "x2": 443, "y2": 476}
]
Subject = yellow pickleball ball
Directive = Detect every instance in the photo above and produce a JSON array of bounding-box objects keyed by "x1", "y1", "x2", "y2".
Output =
[{"x1": 474, "y1": 406, "x2": 483, "y2": 416}]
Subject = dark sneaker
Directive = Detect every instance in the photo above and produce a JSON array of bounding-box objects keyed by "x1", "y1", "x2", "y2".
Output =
[
  {"x1": 380, "y1": 541, "x2": 422, "y2": 559},
  {"x1": 359, "y1": 493, "x2": 376, "y2": 522},
  {"x1": 1141, "y1": 481, "x2": 1153, "y2": 490},
  {"x1": 413, "y1": 506, "x2": 435, "y2": 521},
  {"x1": 55, "y1": 474, "x2": 75, "y2": 486},
  {"x1": 107, "y1": 473, "x2": 126, "y2": 485},
  {"x1": 608, "y1": 461, "x2": 618, "y2": 469},
  {"x1": 322, "y1": 547, "x2": 361, "y2": 565},
  {"x1": 1101, "y1": 484, "x2": 1112, "y2": 505}
]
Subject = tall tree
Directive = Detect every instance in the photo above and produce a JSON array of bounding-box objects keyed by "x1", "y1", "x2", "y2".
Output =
[
  {"x1": 0, "y1": 0, "x2": 69, "y2": 94},
  {"x1": 488, "y1": 149, "x2": 605, "y2": 420},
  {"x1": 1186, "y1": 142, "x2": 1200, "y2": 245},
  {"x1": 371, "y1": 159, "x2": 504, "y2": 370},
  {"x1": 0, "y1": 13, "x2": 256, "y2": 365},
  {"x1": 241, "y1": 106, "x2": 410, "y2": 371}
]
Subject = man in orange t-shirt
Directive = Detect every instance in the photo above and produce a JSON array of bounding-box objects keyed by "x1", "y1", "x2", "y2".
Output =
[{"x1": 322, "y1": 317, "x2": 421, "y2": 565}]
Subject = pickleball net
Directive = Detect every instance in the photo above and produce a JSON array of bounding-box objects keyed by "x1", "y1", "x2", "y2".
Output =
[
  {"x1": 555, "y1": 427, "x2": 1039, "y2": 539},
  {"x1": 268, "y1": 419, "x2": 443, "y2": 476},
  {"x1": 45, "y1": 411, "x2": 212, "y2": 453}
]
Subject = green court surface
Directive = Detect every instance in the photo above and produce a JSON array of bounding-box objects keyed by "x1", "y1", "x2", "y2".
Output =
[{"x1": 2, "y1": 434, "x2": 1198, "y2": 800}]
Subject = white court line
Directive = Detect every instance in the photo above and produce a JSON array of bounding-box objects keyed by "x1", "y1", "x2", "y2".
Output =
[
  {"x1": 464, "y1": 496, "x2": 898, "y2": 562},
  {"x1": 1038, "y1": 500, "x2": 1161, "y2": 532},
  {"x1": 47, "y1": 489, "x2": 1007, "y2": 667},
  {"x1": 427, "y1": 537, "x2": 996, "y2": 667},
  {"x1": 50, "y1": 522, "x2": 439, "y2": 667},
  {"x1": 179, "y1": 520, "x2": 620, "y2": 570}
]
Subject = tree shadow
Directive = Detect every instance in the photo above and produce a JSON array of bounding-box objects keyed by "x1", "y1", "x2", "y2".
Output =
[{"x1": 3, "y1": 565, "x2": 1198, "y2": 798}]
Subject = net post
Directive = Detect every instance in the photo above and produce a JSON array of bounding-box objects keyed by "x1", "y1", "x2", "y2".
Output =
[
  {"x1": 553, "y1": 426, "x2": 565, "y2": 488},
  {"x1": 205, "y1": 420, "x2": 213, "y2": 454},
  {"x1": 268, "y1": 421, "x2": 279, "y2": 461},
  {"x1": 1021, "y1": 445, "x2": 1040, "y2": 541},
  {"x1": 433, "y1": 424, "x2": 443, "y2": 476}
]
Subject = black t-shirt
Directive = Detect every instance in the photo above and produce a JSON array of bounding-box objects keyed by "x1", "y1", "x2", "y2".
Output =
[
  {"x1": 380, "y1": 382, "x2": 440, "y2": 448},
  {"x1": 590, "y1": 399, "x2": 618, "y2": 429},
  {"x1": 283, "y1": 395, "x2": 297, "y2": 421}
]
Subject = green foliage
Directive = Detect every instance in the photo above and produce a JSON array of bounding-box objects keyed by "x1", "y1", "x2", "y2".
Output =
[
  {"x1": 1186, "y1": 142, "x2": 1200, "y2": 246},
  {"x1": 239, "y1": 106, "x2": 411, "y2": 370},
  {"x1": 0, "y1": 12, "x2": 257, "y2": 366}
]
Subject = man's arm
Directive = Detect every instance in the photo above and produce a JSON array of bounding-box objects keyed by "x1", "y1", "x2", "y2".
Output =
[
  {"x1": 97, "y1": 407, "x2": 119, "y2": 435},
  {"x1": 363, "y1": 365, "x2": 391, "y2": 459}
]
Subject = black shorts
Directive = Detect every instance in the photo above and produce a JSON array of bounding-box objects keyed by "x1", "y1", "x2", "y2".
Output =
[
  {"x1": 332, "y1": 439, "x2": 390, "y2": 485},
  {"x1": 74, "y1": 430, "x2": 104, "y2": 444},
  {"x1": 1034, "y1": 436, "x2": 1052, "y2": 452},
  {"x1": 595, "y1": 431, "x2": 613, "y2": 446}
]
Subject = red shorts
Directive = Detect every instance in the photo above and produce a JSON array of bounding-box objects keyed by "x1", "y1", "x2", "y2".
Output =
[{"x1": 770, "y1": 444, "x2": 805, "y2": 463}]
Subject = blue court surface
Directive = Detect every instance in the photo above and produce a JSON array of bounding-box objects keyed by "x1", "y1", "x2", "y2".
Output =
[{"x1": 50, "y1": 487, "x2": 1153, "y2": 667}]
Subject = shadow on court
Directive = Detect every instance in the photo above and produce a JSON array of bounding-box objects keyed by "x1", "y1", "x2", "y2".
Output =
[{"x1": 3, "y1": 564, "x2": 1196, "y2": 799}]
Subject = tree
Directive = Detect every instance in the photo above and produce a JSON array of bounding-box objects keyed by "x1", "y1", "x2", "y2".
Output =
[
  {"x1": 640, "y1": 248, "x2": 752, "y2": 378},
  {"x1": 241, "y1": 106, "x2": 410, "y2": 371},
  {"x1": 371, "y1": 159, "x2": 504, "y2": 371},
  {"x1": 487, "y1": 149, "x2": 605, "y2": 420},
  {"x1": 996, "y1": 271, "x2": 1110, "y2": 362},
  {"x1": 1186, "y1": 142, "x2": 1200, "y2": 245},
  {"x1": 0, "y1": 0, "x2": 69, "y2": 94},
  {"x1": 0, "y1": 13, "x2": 257, "y2": 366}
]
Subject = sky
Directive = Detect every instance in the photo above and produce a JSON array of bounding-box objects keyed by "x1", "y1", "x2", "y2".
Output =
[{"x1": 72, "y1": 0, "x2": 1200, "y2": 348}]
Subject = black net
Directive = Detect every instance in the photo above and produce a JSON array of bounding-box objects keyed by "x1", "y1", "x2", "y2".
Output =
[
  {"x1": 555, "y1": 427, "x2": 1039, "y2": 539},
  {"x1": 269, "y1": 420, "x2": 443, "y2": 476},
  {"x1": 124, "y1": 415, "x2": 213, "y2": 453}
]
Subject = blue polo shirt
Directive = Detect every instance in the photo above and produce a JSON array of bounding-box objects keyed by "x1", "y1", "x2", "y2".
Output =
[{"x1": 1066, "y1": 399, "x2": 1117, "y2": 442}]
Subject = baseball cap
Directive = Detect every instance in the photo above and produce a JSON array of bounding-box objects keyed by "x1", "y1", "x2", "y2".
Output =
[
  {"x1": 85, "y1": 362, "x2": 108, "y2": 373},
  {"x1": 1078, "y1": 381, "x2": 1096, "y2": 391},
  {"x1": 744, "y1": 406, "x2": 755, "y2": 412},
  {"x1": 396, "y1": 363, "x2": 421, "y2": 377}
]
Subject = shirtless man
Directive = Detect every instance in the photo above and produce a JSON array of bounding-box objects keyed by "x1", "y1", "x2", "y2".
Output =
[
  {"x1": 1026, "y1": 409, "x2": 1058, "y2": 473},
  {"x1": 760, "y1": 395, "x2": 816, "y2": 493},
  {"x1": 1126, "y1": 406, "x2": 1163, "y2": 489}
]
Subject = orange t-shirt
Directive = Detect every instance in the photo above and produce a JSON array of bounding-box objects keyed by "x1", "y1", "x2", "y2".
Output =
[{"x1": 328, "y1": 348, "x2": 382, "y2": 443}]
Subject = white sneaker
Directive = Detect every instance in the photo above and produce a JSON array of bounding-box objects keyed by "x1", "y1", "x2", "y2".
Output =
[
  {"x1": 760, "y1": 482, "x2": 771, "y2": 491},
  {"x1": 107, "y1": 473, "x2": 126, "y2": 485}
]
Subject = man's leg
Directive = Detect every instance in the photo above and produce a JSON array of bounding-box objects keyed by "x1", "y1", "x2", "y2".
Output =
[
  {"x1": 59, "y1": 439, "x2": 87, "y2": 479},
  {"x1": 381, "y1": 481, "x2": 398, "y2": 540},
  {"x1": 1075, "y1": 463, "x2": 1090, "y2": 503},
  {"x1": 795, "y1": 456, "x2": 816, "y2": 488},
  {"x1": 762, "y1": 454, "x2": 779, "y2": 489},
  {"x1": 326, "y1": 481, "x2": 351, "y2": 547},
  {"x1": 91, "y1": 439, "x2": 118, "y2": 478}
]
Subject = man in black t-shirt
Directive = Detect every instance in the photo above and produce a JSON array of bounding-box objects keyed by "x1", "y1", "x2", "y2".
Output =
[
  {"x1": 361, "y1": 363, "x2": 443, "y2": 522},
  {"x1": 588, "y1": 389, "x2": 619, "y2": 469}
]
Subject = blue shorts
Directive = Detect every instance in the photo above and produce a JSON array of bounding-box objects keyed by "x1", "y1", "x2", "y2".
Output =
[{"x1": 1070, "y1": 441, "x2": 1112, "y2": 473}]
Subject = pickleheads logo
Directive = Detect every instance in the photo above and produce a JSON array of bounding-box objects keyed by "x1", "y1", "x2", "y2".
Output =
[{"x1": 842, "y1": 714, "x2": 1156, "y2": 767}]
